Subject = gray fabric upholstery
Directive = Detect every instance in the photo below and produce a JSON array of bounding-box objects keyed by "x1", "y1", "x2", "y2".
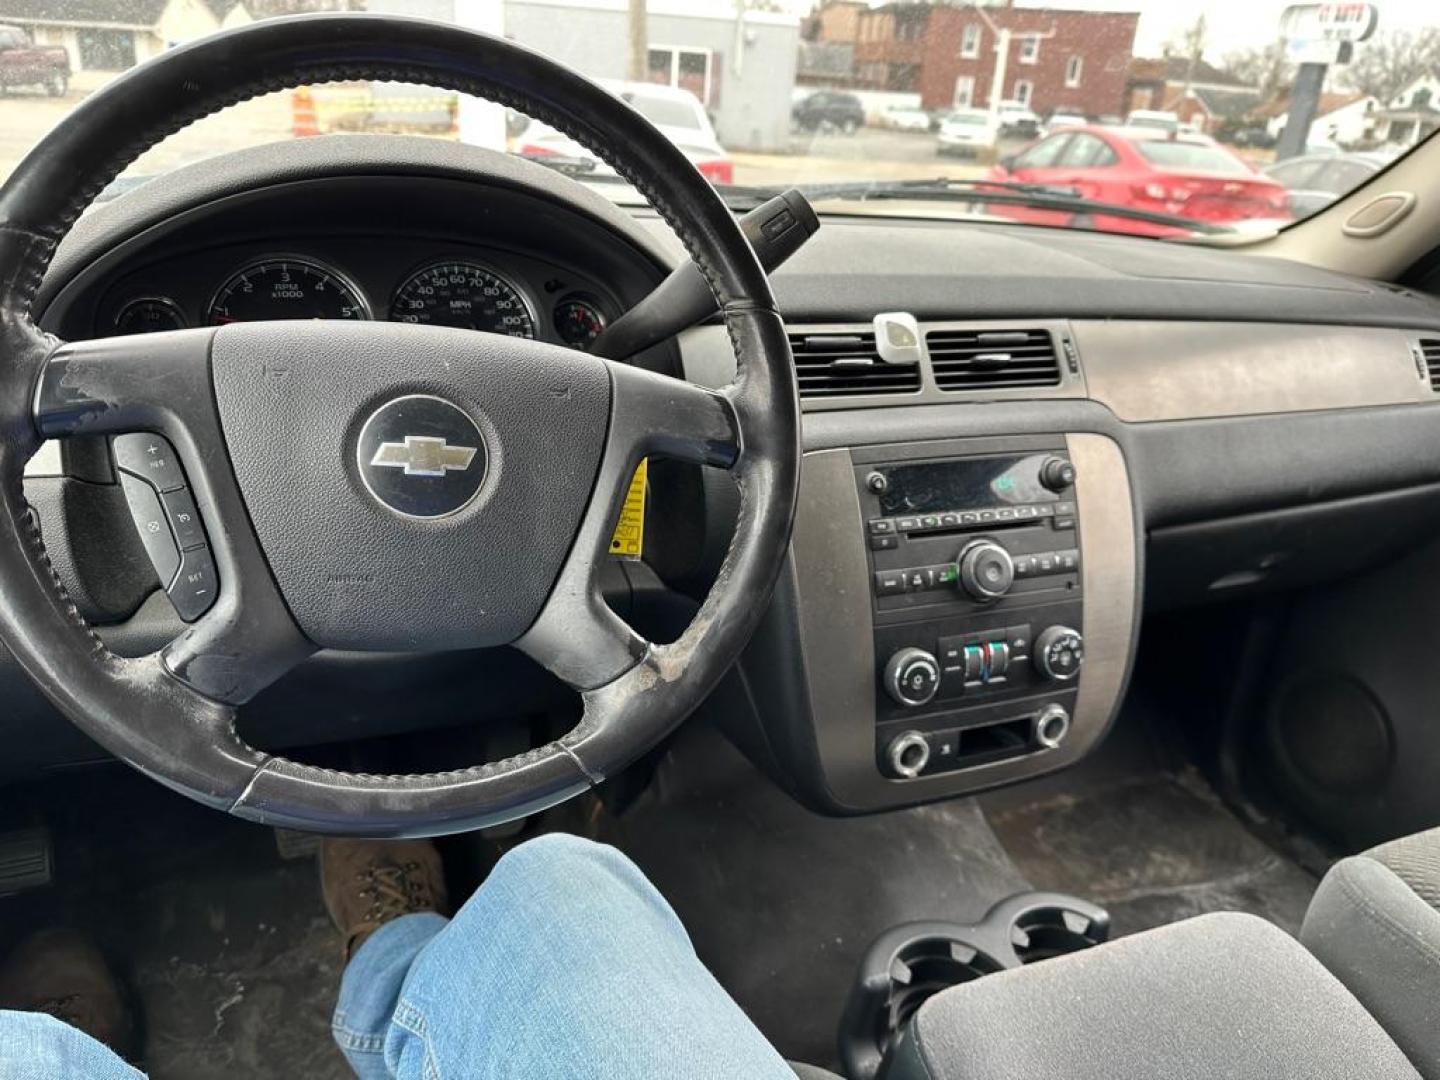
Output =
[
  {"x1": 884, "y1": 911, "x2": 1418, "y2": 1080},
  {"x1": 1303, "y1": 827, "x2": 1440, "y2": 1079}
]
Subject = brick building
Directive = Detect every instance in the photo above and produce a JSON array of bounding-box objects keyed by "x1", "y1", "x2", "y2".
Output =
[{"x1": 918, "y1": 6, "x2": 1139, "y2": 116}]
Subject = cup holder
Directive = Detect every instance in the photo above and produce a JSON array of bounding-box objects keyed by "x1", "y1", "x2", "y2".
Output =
[{"x1": 838, "y1": 891, "x2": 1109, "y2": 1080}]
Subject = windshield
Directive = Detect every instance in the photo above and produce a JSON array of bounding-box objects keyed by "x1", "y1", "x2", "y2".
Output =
[{"x1": 0, "y1": 0, "x2": 1433, "y2": 239}]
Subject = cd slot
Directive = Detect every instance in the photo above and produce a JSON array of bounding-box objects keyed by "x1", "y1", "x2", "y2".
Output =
[{"x1": 907, "y1": 519, "x2": 1039, "y2": 541}]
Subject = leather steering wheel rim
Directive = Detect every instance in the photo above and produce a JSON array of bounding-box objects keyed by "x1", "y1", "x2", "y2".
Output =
[{"x1": 0, "y1": 14, "x2": 799, "y2": 836}]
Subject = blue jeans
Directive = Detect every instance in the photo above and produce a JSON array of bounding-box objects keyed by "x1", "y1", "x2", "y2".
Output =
[{"x1": 0, "y1": 834, "x2": 794, "y2": 1079}]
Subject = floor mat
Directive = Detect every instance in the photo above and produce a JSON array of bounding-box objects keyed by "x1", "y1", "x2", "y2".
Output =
[
  {"x1": 0, "y1": 773, "x2": 349, "y2": 1080},
  {"x1": 985, "y1": 768, "x2": 1318, "y2": 936},
  {"x1": 596, "y1": 725, "x2": 1030, "y2": 1071}
]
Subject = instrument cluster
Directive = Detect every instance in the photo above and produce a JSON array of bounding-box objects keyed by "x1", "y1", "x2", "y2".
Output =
[{"x1": 106, "y1": 252, "x2": 611, "y2": 351}]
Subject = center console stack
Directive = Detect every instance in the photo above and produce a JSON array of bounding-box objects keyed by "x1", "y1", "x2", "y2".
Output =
[
  {"x1": 859, "y1": 445, "x2": 1084, "y2": 781},
  {"x1": 734, "y1": 432, "x2": 1136, "y2": 815}
]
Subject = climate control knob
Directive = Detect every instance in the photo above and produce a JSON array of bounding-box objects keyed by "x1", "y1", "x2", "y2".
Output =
[
  {"x1": 1034, "y1": 625, "x2": 1084, "y2": 681},
  {"x1": 884, "y1": 648, "x2": 941, "y2": 707},
  {"x1": 958, "y1": 540, "x2": 1015, "y2": 601}
]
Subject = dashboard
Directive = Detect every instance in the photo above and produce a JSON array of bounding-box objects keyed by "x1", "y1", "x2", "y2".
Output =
[{"x1": 15, "y1": 134, "x2": 1440, "y2": 819}]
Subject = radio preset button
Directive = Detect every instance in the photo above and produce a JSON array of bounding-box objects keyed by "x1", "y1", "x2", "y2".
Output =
[
  {"x1": 978, "y1": 510, "x2": 998, "y2": 523},
  {"x1": 919, "y1": 514, "x2": 941, "y2": 529},
  {"x1": 960, "y1": 511, "x2": 980, "y2": 525},
  {"x1": 940, "y1": 512, "x2": 960, "y2": 527},
  {"x1": 868, "y1": 518, "x2": 894, "y2": 535},
  {"x1": 896, "y1": 516, "x2": 919, "y2": 531}
]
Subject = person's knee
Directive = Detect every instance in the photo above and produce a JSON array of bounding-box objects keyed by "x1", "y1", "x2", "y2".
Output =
[
  {"x1": 488, "y1": 832, "x2": 631, "y2": 897},
  {"x1": 469, "y1": 833, "x2": 679, "y2": 935}
]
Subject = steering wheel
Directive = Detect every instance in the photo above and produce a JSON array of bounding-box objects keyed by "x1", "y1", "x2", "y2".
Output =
[{"x1": 0, "y1": 15, "x2": 799, "y2": 836}]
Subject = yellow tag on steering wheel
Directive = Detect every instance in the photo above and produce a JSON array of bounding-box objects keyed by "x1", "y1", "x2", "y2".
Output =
[{"x1": 609, "y1": 458, "x2": 647, "y2": 559}]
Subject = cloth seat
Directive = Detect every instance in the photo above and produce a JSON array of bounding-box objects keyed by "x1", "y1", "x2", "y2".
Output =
[
  {"x1": 881, "y1": 911, "x2": 1418, "y2": 1080},
  {"x1": 1302, "y1": 826, "x2": 1440, "y2": 1079}
]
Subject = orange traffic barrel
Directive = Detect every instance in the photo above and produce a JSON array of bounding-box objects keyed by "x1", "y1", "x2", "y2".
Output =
[{"x1": 292, "y1": 87, "x2": 319, "y2": 138}]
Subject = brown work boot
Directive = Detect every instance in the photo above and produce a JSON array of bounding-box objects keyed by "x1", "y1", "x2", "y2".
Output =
[
  {"x1": 320, "y1": 838, "x2": 449, "y2": 960},
  {"x1": 0, "y1": 929, "x2": 134, "y2": 1058}
]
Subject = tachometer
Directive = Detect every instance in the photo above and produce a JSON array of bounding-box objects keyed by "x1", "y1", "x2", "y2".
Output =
[
  {"x1": 207, "y1": 257, "x2": 369, "y2": 324},
  {"x1": 389, "y1": 261, "x2": 536, "y2": 337}
]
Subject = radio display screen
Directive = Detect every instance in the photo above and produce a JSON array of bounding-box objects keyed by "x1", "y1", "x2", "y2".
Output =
[{"x1": 876, "y1": 455, "x2": 1058, "y2": 515}]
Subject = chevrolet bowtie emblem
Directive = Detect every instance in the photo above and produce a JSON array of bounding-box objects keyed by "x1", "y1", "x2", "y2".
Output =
[{"x1": 370, "y1": 435, "x2": 478, "y2": 478}]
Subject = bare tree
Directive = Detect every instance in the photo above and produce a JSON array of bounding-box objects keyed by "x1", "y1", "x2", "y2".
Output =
[
  {"x1": 1339, "y1": 27, "x2": 1440, "y2": 103},
  {"x1": 1221, "y1": 39, "x2": 1294, "y2": 97}
]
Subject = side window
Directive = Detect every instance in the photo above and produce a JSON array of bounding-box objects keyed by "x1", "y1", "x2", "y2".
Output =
[
  {"x1": 0, "y1": 29, "x2": 24, "y2": 48},
  {"x1": 1013, "y1": 135, "x2": 1070, "y2": 170},
  {"x1": 1056, "y1": 134, "x2": 1118, "y2": 168}
]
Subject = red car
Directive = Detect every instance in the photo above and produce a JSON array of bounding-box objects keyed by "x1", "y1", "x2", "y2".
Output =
[{"x1": 985, "y1": 125, "x2": 1291, "y2": 237}]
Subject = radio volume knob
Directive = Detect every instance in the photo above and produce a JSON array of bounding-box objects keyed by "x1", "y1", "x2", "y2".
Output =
[
  {"x1": 1040, "y1": 456, "x2": 1076, "y2": 492},
  {"x1": 958, "y1": 541, "x2": 1015, "y2": 601},
  {"x1": 884, "y1": 648, "x2": 940, "y2": 707},
  {"x1": 1034, "y1": 625, "x2": 1084, "y2": 681}
]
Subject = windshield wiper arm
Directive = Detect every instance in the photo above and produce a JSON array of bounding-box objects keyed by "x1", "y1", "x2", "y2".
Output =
[{"x1": 725, "y1": 178, "x2": 1232, "y2": 236}]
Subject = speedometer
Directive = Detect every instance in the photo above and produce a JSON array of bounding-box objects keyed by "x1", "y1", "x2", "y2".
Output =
[
  {"x1": 208, "y1": 257, "x2": 369, "y2": 324},
  {"x1": 389, "y1": 261, "x2": 537, "y2": 337}
]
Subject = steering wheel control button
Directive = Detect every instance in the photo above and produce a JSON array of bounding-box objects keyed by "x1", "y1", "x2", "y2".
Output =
[
  {"x1": 958, "y1": 540, "x2": 1015, "y2": 601},
  {"x1": 1035, "y1": 704, "x2": 1072, "y2": 750},
  {"x1": 356, "y1": 395, "x2": 488, "y2": 520},
  {"x1": 169, "y1": 546, "x2": 218, "y2": 622},
  {"x1": 160, "y1": 488, "x2": 206, "y2": 550},
  {"x1": 886, "y1": 730, "x2": 930, "y2": 779},
  {"x1": 120, "y1": 474, "x2": 181, "y2": 588},
  {"x1": 1035, "y1": 626, "x2": 1084, "y2": 681},
  {"x1": 113, "y1": 433, "x2": 185, "y2": 492},
  {"x1": 884, "y1": 648, "x2": 941, "y2": 707}
]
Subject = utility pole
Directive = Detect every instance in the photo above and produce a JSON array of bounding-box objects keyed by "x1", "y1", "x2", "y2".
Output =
[
  {"x1": 1275, "y1": 61, "x2": 1324, "y2": 159},
  {"x1": 988, "y1": 28, "x2": 1010, "y2": 125},
  {"x1": 627, "y1": 0, "x2": 647, "y2": 82}
]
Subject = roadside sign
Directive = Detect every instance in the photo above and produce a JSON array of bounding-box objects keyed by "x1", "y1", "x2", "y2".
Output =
[{"x1": 1280, "y1": 3, "x2": 1378, "y2": 46}]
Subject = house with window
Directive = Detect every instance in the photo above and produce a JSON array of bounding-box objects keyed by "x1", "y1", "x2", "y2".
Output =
[
  {"x1": 1259, "y1": 91, "x2": 1379, "y2": 148},
  {"x1": 917, "y1": 6, "x2": 1138, "y2": 117},
  {"x1": 0, "y1": 0, "x2": 250, "y2": 72},
  {"x1": 1373, "y1": 75, "x2": 1440, "y2": 148}
]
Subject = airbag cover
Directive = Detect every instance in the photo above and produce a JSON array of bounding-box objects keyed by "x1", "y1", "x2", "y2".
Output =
[{"x1": 211, "y1": 321, "x2": 610, "y2": 651}]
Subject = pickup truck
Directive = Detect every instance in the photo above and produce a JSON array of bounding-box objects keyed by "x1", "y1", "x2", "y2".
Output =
[{"x1": 0, "y1": 23, "x2": 69, "y2": 96}]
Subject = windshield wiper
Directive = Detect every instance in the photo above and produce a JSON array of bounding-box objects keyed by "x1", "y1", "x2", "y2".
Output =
[{"x1": 723, "y1": 178, "x2": 1233, "y2": 236}]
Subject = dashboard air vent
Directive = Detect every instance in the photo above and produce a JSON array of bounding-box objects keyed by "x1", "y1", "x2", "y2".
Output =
[
  {"x1": 928, "y1": 328, "x2": 1061, "y2": 392},
  {"x1": 787, "y1": 331, "x2": 921, "y2": 398},
  {"x1": 1420, "y1": 339, "x2": 1440, "y2": 391}
]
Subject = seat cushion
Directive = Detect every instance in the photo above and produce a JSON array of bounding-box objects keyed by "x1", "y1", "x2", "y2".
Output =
[
  {"x1": 883, "y1": 911, "x2": 1418, "y2": 1080},
  {"x1": 1303, "y1": 827, "x2": 1440, "y2": 1079}
]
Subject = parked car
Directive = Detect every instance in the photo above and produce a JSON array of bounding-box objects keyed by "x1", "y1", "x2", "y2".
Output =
[
  {"x1": 1264, "y1": 151, "x2": 1395, "y2": 217},
  {"x1": 878, "y1": 105, "x2": 931, "y2": 133},
  {"x1": 1045, "y1": 110, "x2": 1089, "y2": 134},
  {"x1": 0, "y1": 22, "x2": 68, "y2": 96},
  {"x1": 516, "y1": 80, "x2": 733, "y2": 184},
  {"x1": 1125, "y1": 108, "x2": 1181, "y2": 135},
  {"x1": 997, "y1": 102, "x2": 1041, "y2": 139},
  {"x1": 791, "y1": 90, "x2": 865, "y2": 135},
  {"x1": 985, "y1": 124, "x2": 1291, "y2": 236},
  {"x1": 1230, "y1": 125, "x2": 1277, "y2": 149},
  {"x1": 937, "y1": 107, "x2": 1001, "y2": 157}
]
